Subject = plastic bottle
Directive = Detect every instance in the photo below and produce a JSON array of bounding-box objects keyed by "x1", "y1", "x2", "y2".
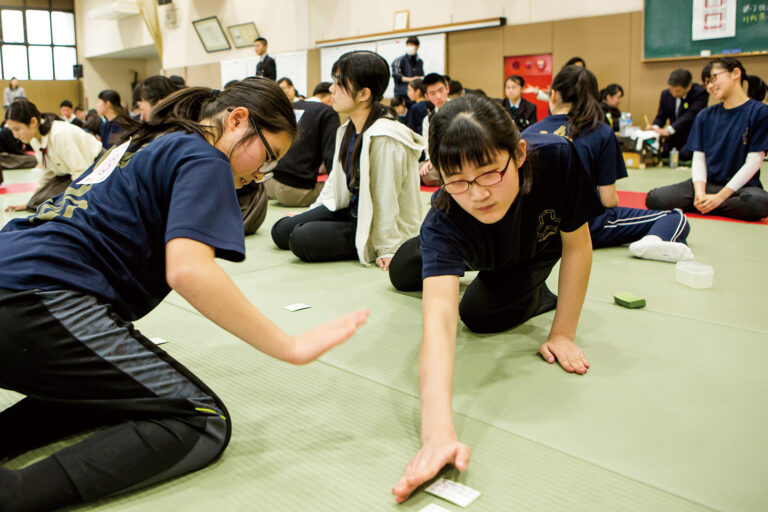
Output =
[
  {"x1": 670, "y1": 147, "x2": 679, "y2": 169},
  {"x1": 619, "y1": 113, "x2": 629, "y2": 136}
]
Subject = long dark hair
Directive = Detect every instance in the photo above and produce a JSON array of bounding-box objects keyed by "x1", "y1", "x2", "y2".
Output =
[
  {"x1": 332, "y1": 50, "x2": 394, "y2": 188},
  {"x1": 710, "y1": 57, "x2": 767, "y2": 102},
  {"x1": 428, "y1": 94, "x2": 533, "y2": 212},
  {"x1": 6, "y1": 99, "x2": 58, "y2": 136},
  {"x1": 599, "y1": 83, "x2": 624, "y2": 102},
  {"x1": 117, "y1": 77, "x2": 298, "y2": 154},
  {"x1": 132, "y1": 75, "x2": 177, "y2": 108},
  {"x1": 551, "y1": 65, "x2": 604, "y2": 137}
]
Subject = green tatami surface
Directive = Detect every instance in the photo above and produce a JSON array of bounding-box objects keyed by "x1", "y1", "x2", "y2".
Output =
[{"x1": 1, "y1": 165, "x2": 767, "y2": 511}]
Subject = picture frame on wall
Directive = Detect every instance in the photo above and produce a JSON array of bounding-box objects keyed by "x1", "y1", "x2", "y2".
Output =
[
  {"x1": 394, "y1": 10, "x2": 409, "y2": 30},
  {"x1": 192, "y1": 16, "x2": 231, "y2": 53},
  {"x1": 228, "y1": 22, "x2": 259, "y2": 48}
]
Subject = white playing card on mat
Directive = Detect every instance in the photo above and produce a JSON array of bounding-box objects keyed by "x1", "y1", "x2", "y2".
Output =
[
  {"x1": 283, "y1": 303, "x2": 311, "y2": 312},
  {"x1": 424, "y1": 478, "x2": 481, "y2": 508},
  {"x1": 420, "y1": 504, "x2": 452, "y2": 512}
]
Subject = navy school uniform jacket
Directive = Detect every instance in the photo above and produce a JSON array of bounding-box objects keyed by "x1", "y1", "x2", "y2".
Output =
[
  {"x1": 391, "y1": 54, "x2": 424, "y2": 98},
  {"x1": 522, "y1": 113, "x2": 628, "y2": 189},
  {"x1": 499, "y1": 97, "x2": 538, "y2": 131},
  {"x1": 652, "y1": 83, "x2": 709, "y2": 146},
  {"x1": 0, "y1": 132, "x2": 245, "y2": 321},
  {"x1": 406, "y1": 101, "x2": 429, "y2": 135},
  {"x1": 256, "y1": 55, "x2": 277, "y2": 80},
  {"x1": 418, "y1": 133, "x2": 603, "y2": 280},
  {"x1": 601, "y1": 102, "x2": 621, "y2": 132},
  {"x1": 273, "y1": 99, "x2": 341, "y2": 190}
]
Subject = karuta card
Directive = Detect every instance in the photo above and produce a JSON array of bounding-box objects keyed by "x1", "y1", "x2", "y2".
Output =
[{"x1": 424, "y1": 478, "x2": 481, "y2": 508}]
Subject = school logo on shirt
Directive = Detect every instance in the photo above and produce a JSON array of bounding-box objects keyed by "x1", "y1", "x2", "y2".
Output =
[
  {"x1": 552, "y1": 125, "x2": 567, "y2": 137},
  {"x1": 537, "y1": 209, "x2": 561, "y2": 241},
  {"x1": 742, "y1": 126, "x2": 749, "y2": 146}
]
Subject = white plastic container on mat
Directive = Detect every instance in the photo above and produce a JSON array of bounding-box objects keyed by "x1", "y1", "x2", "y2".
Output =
[{"x1": 675, "y1": 261, "x2": 714, "y2": 289}]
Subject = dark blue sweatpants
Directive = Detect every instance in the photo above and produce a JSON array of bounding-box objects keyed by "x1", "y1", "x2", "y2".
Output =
[{"x1": 588, "y1": 207, "x2": 690, "y2": 248}]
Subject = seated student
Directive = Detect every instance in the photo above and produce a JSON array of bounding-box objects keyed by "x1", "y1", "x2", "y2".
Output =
[
  {"x1": 0, "y1": 78, "x2": 369, "y2": 511},
  {"x1": 405, "y1": 78, "x2": 429, "y2": 135},
  {"x1": 448, "y1": 80, "x2": 465, "y2": 100},
  {"x1": 278, "y1": 77, "x2": 302, "y2": 102},
  {"x1": 0, "y1": 125, "x2": 37, "y2": 169},
  {"x1": 60, "y1": 100, "x2": 84, "y2": 128},
  {"x1": 420, "y1": 73, "x2": 450, "y2": 186},
  {"x1": 169, "y1": 74, "x2": 186, "y2": 89},
  {"x1": 388, "y1": 95, "x2": 602, "y2": 502},
  {"x1": 391, "y1": 95, "x2": 408, "y2": 124},
  {"x1": 271, "y1": 51, "x2": 424, "y2": 270},
  {"x1": 311, "y1": 81, "x2": 333, "y2": 105},
  {"x1": 133, "y1": 75, "x2": 177, "y2": 122},
  {"x1": 97, "y1": 89, "x2": 129, "y2": 149},
  {"x1": 265, "y1": 81, "x2": 341, "y2": 207},
  {"x1": 646, "y1": 58, "x2": 768, "y2": 221},
  {"x1": 4, "y1": 99, "x2": 102, "y2": 212},
  {"x1": 84, "y1": 108, "x2": 103, "y2": 137},
  {"x1": 646, "y1": 69, "x2": 709, "y2": 160},
  {"x1": 499, "y1": 74, "x2": 538, "y2": 131},
  {"x1": 599, "y1": 83, "x2": 624, "y2": 132},
  {"x1": 3, "y1": 77, "x2": 25, "y2": 109},
  {"x1": 523, "y1": 66, "x2": 693, "y2": 262},
  {"x1": 74, "y1": 106, "x2": 86, "y2": 124}
]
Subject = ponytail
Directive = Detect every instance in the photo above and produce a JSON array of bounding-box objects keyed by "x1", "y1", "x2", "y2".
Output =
[
  {"x1": 710, "y1": 57, "x2": 767, "y2": 101},
  {"x1": 116, "y1": 77, "x2": 298, "y2": 151},
  {"x1": 6, "y1": 99, "x2": 57, "y2": 136},
  {"x1": 551, "y1": 65, "x2": 604, "y2": 137}
]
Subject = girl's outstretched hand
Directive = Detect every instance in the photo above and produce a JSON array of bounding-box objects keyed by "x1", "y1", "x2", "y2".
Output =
[
  {"x1": 289, "y1": 308, "x2": 369, "y2": 365},
  {"x1": 392, "y1": 435, "x2": 471, "y2": 503}
]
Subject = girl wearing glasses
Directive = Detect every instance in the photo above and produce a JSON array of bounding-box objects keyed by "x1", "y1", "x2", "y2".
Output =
[
  {"x1": 0, "y1": 78, "x2": 368, "y2": 510},
  {"x1": 646, "y1": 58, "x2": 768, "y2": 221},
  {"x1": 523, "y1": 66, "x2": 694, "y2": 262},
  {"x1": 388, "y1": 95, "x2": 601, "y2": 503},
  {"x1": 271, "y1": 51, "x2": 424, "y2": 270}
]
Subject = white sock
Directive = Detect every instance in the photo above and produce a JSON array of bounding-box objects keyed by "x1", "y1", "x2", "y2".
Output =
[{"x1": 628, "y1": 235, "x2": 694, "y2": 263}]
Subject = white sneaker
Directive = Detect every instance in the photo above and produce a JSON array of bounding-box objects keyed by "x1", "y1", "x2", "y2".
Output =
[{"x1": 628, "y1": 235, "x2": 694, "y2": 263}]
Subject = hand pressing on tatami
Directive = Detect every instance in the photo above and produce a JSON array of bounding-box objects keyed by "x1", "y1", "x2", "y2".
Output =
[
  {"x1": 376, "y1": 256, "x2": 392, "y2": 271},
  {"x1": 392, "y1": 434, "x2": 471, "y2": 503},
  {"x1": 539, "y1": 334, "x2": 589, "y2": 374},
  {"x1": 289, "y1": 308, "x2": 370, "y2": 365}
]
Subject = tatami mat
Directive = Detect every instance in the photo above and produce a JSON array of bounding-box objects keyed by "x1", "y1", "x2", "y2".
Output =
[{"x1": 2, "y1": 164, "x2": 767, "y2": 511}]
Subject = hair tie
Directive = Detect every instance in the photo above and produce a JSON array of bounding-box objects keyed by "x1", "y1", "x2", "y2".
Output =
[{"x1": 211, "y1": 89, "x2": 220, "y2": 99}]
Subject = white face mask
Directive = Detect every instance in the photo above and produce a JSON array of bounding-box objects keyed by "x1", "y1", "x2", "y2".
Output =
[{"x1": 405, "y1": 45, "x2": 417, "y2": 56}]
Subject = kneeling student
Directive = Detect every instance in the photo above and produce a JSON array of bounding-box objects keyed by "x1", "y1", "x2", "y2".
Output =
[
  {"x1": 524, "y1": 66, "x2": 693, "y2": 262},
  {"x1": 388, "y1": 95, "x2": 602, "y2": 503}
]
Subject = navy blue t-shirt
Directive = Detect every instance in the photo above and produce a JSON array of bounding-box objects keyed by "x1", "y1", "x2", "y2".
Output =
[
  {"x1": 685, "y1": 99, "x2": 768, "y2": 188},
  {"x1": 99, "y1": 118, "x2": 124, "y2": 150},
  {"x1": 419, "y1": 133, "x2": 603, "y2": 279},
  {"x1": 522, "y1": 114, "x2": 627, "y2": 187},
  {"x1": 345, "y1": 132, "x2": 359, "y2": 217},
  {"x1": 0, "y1": 132, "x2": 245, "y2": 320}
]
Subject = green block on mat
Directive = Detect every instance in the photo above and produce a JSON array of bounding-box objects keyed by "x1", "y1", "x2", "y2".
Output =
[{"x1": 614, "y1": 292, "x2": 646, "y2": 309}]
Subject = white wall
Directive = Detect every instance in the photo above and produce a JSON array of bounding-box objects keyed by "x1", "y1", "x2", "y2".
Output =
[
  {"x1": 77, "y1": 0, "x2": 154, "y2": 58},
  {"x1": 309, "y1": 0, "x2": 643, "y2": 43}
]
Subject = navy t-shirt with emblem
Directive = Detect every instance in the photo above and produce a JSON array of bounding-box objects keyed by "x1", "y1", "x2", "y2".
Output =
[
  {"x1": 685, "y1": 99, "x2": 768, "y2": 188},
  {"x1": 419, "y1": 133, "x2": 603, "y2": 279},
  {"x1": 0, "y1": 131, "x2": 245, "y2": 320},
  {"x1": 522, "y1": 113, "x2": 628, "y2": 187}
]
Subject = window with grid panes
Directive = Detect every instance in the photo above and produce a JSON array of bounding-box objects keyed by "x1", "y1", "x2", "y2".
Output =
[{"x1": 0, "y1": 0, "x2": 75, "y2": 80}]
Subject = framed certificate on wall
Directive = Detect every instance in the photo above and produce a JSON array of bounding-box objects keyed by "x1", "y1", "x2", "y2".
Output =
[
  {"x1": 228, "y1": 22, "x2": 259, "y2": 48},
  {"x1": 192, "y1": 16, "x2": 231, "y2": 53}
]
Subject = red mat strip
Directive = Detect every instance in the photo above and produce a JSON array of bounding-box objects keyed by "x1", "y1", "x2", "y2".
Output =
[
  {"x1": 0, "y1": 182, "x2": 37, "y2": 195},
  {"x1": 617, "y1": 190, "x2": 768, "y2": 225}
]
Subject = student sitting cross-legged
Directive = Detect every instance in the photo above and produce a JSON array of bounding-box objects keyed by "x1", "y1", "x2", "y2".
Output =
[
  {"x1": 646, "y1": 58, "x2": 768, "y2": 221},
  {"x1": 271, "y1": 51, "x2": 424, "y2": 270},
  {"x1": 523, "y1": 66, "x2": 694, "y2": 263},
  {"x1": 0, "y1": 78, "x2": 368, "y2": 511},
  {"x1": 388, "y1": 95, "x2": 603, "y2": 503}
]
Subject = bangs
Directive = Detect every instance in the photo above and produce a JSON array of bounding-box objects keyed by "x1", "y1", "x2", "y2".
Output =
[{"x1": 433, "y1": 113, "x2": 500, "y2": 177}]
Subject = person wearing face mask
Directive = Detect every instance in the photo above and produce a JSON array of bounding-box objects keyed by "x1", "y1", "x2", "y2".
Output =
[{"x1": 391, "y1": 37, "x2": 425, "y2": 105}]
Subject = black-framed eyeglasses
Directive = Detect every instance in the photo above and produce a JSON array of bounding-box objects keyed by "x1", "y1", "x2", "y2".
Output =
[
  {"x1": 707, "y1": 70, "x2": 728, "y2": 84},
  {"x1": 441, "y1": 155, "x2": 511, "y2": 195},
  {"x1": 250, "y1": 117, "x2": 278, "y2": 181}
]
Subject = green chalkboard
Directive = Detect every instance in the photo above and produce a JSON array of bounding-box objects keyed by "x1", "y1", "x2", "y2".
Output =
[{"x1": 644, "y1": 0, "x2": 768, "y2": 60}]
